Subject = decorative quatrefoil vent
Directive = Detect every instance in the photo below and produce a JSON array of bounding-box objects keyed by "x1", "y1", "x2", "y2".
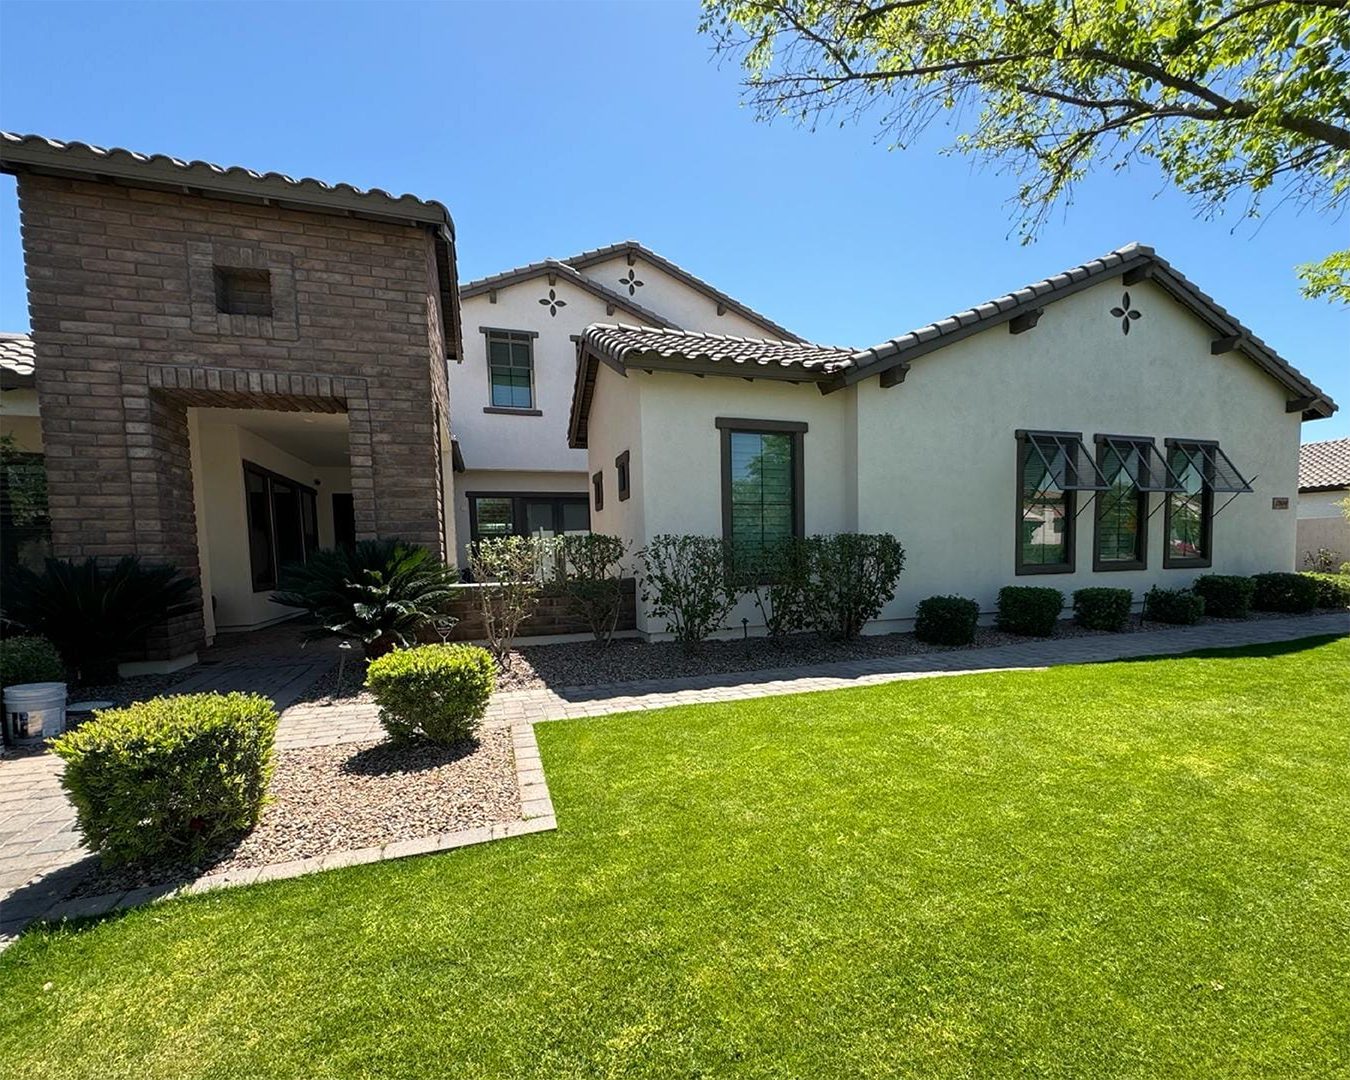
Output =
[
  {"x1": 1110, "y1": 292, "x2": 1142, "y2": 335},
  {"x1": 539, "y1": 288, "x2": 567, "y2": 317},
  {"x1": 618, "y1": 268, "x2": 644, "y2": 296}
]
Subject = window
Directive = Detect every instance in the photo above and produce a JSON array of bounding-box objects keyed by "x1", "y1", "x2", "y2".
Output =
[
  {"x1": 592, "y1": 470, "x2": 604, "y2": 512},
  {"x1": 213, "y1": 266, "x2": 273, "y2": 317},
  {"x1": 1164, "y1": 441, "x2": 1214, "y2": 567},
  {"x1": 468, "y1": 493, "x2": 589, "y2": 544},
  {"x1": 484, "y1": 329, "x2": 535, "y2": 410},
  {"x1": 1093, "y1": 436, "x2": 1151, "y2": 570},
  {"x1": 1015, "y1": 431, "x2": 1109, "y2": 574},
  {"x1": 616, "y1": 450, "x2": 631, "y2": 502},
  {"x1": 243, "y1": 461, "x2": 318, "y2": 591},
  {"x1": 717, "y1": 418, "x2": 805, "y2": 560}
]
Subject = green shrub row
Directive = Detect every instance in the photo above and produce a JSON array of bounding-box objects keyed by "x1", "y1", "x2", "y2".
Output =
[
  {"x1": 1303, "y1": 572, "x2": 1350, "y2": 609},
  {"x1": 0, "y1": 634, "x2": 64, "y2": 687}
]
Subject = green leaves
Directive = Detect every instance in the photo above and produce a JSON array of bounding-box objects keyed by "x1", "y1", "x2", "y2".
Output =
[{"x1": 704, "y1": 0, "x2": 1350, "y2": 300}]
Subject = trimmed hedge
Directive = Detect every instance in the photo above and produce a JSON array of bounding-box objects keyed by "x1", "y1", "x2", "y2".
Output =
[
  {"x1": 1302, "y1": 571, "x2": 1350, "y2": 609},
  {"x1": 366, "y1": 643, "x2": 495, "y2": 746},
  {"x1": 1143, "y1": 586, "x2": 1205, "y2": 625},
  {"x1": 1072, "y1": 588, "x2": 1133, "y2": 632},
  {"x1": 996, "y1": 586, "x2": 1063, "y2": 636},
  {"x1": 0, "y1": 635, "x2": 64, "y2": 687},
  {"x1": 1251, "y1": 572, "x2": 1319, "y2": 613},
  {"x1": 914, "y1": 595, "x2": 980, "y2": 645},
  {"x1": 51, "y1": 693, "x2": 277, "y2": 866},
  {"x1": 1192, "y1": 575, "x2": 1256, "y2": 619}
]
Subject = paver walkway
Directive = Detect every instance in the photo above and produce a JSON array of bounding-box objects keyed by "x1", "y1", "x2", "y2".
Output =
[{"x1": 2, "y1": 611, "x2": 1344, "y2": 941}]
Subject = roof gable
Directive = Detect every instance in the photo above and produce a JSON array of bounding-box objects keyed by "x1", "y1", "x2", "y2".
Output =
[{"x1": 460, "y1": 259, "x2": 676, "y2": 329}]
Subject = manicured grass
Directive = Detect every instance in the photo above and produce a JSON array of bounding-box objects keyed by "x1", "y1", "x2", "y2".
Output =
[{"x1": 2, "y1": 637, "x2": 1347, "y2": 1078}]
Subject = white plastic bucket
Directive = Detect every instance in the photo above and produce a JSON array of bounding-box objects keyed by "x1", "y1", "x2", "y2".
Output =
[{"x1": 3, "y1": 682, "x2": 68, "y2": 742}]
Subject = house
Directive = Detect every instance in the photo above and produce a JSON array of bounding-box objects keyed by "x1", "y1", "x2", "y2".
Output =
[
  {"x1": 1297, "y1": 438, "x2": 1350, "y2": 568},
  {"x1": 0, "y1": 133, "x2": 460, "y2": 668},
  {"x1": 570, "y1": 245, "x2": 1337, "y2": 637},
  {"x1": 449, "y1": 242, "x2": 801, "y2": 566}
]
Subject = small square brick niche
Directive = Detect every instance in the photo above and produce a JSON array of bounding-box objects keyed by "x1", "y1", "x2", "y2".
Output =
[{"x1": 189, "y1": 241, "x2": 298, "y2": 339}]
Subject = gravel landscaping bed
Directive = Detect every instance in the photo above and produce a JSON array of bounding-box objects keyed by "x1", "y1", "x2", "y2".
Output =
[{"x1": 70, "y1": 729, "x2": 521, "y2": 898}]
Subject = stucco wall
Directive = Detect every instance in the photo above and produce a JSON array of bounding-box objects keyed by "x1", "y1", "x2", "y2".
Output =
[
  {"x1": 0, "y1": 388, "x2": 42, "y2": 451},
  {"x1": 856, "y1": 277, "x2": 1301, "y2": 624},
  {"x1": 1296, "y1": 489, "x2": 1349, "y2": 566},
  {"x1": 586, "y1": 362, "x2": 646, "y2": 565}
]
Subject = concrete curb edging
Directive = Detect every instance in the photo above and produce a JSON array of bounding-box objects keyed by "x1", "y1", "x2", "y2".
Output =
[{"x1": 0, "y1": 723, "x2": 556, "y2": 948}]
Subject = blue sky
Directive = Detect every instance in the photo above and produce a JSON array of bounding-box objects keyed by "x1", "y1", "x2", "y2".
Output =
[{"x1": 2, "y1": 0, "x2": 1346, "y2": 440}]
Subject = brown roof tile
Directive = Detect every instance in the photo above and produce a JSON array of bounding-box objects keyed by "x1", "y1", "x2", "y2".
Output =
[{"x1": 1299, "y1": 438, "x2": 1350, "y2": 491}]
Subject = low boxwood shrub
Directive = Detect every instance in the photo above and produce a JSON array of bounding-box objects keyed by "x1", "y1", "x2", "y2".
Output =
[
  {"x1": 1192, "y1": 575, "x2": 1256, "y2": 619},
  {"x1": 1072, "y1": 587, "x2": 1133, "y2": 632},
  {"x1": 995, "y1": 586, "x2": 1063, "y2": 636},
  {"x1": 1302, "y1": 571, "x2": 1350, "y2": 609},
  {"x1": 0, "y1": 634, "x2": 64, "y2": 687},
  {"x1": 1250, "y1": 572, "x2": 1319, "y2": 613},
  {"x1": 1143, "y1": 586, "x2": 1205, "y2": 625},
  {"x1": 51, "y1": 692, "x2": 277, "y2": 866},
  {"x1": 366, "y1": 643, "x2": 495, "y2": 746},
  {"x1": 914, "y1": 595, "x2": 980, "y2": 645}
]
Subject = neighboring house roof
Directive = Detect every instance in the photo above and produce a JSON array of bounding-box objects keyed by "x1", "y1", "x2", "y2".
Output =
[
  {"x1": 568, "y1": 324, "x2": 852, "y2": 448},
  {"x1": 837, "y1": 242, "x2": 1334, "y2": 420},
  {"x1": 568, "y1": 242, "x2": 1338, "y2": 448},
  {"x1": 1299, "y1": 437, "x2": 1350, "y2": 492},
  {"x1": 461, "y1": 240, "x2": 804, "y2": 342},
  {"x1": 0, "y1": 332, "x2": 35, "y2": 389},
  {"x1": 462, "y1": 259, "x2": 677, "y2": 330},
  {"x1": 0, "y1": 132, "x2": 462, "y2": 361}
]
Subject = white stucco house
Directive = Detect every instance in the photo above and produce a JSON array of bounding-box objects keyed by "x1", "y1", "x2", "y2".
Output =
[
  {"x1": 448, "y1": 241, "x2": 803, "y2": 566},
  {"x1": 569, "y1": 244, "x2": 1337, "y2": 637},
  {"x1": 1297, "y1": 438, "x2": 1350, "y2": 567}
]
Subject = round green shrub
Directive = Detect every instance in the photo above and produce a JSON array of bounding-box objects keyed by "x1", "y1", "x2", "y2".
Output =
[
  {"x1": 1192, "y1": 575, "x2": 1255, "y2": 619},
  {"x1": 0, "y1": 635, "x2": 65, "y2": 687},
  {"x1": 1302, "y1": 571, "x2": 1350, "y2": 609},
  {"x1": 51, "y1": 692, "x2": 277, "y2": 866},
  {"x1": 1143, "y1": 586, "x2": 1205, "y2": 625},
  {"x1": 995, "y1": 586, "x2": 1064, "y2": 636},
  {"x1": 1251, "y1": 572, "x2": 1319, "y2": 613},
  {"x1": 366, "y1": 643, "x2": 495, "y2": 746},
  {"x1": 1072, "y1": 587, "x2": 1133, "y2": 632},
  {"x1": 913, "y1": 595, "x2": 980, "y2": 645}
]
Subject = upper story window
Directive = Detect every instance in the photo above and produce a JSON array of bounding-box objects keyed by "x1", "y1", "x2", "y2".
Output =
[
  {"x1": 717, "y1": 418, "x2": 805, "y2": 561},
  {"x1": 213, "y1": 266, "x2": 273, "y2": 317},
  {"x1": 1094, "y1": 436, "x2": 1151, "y2": 570},
  {"x1": 1015, "y1": 430, "x2": 1109, "y2": 575},
  {"x1": 484, "y1": 329, "x2": 535, "y2": 411}
]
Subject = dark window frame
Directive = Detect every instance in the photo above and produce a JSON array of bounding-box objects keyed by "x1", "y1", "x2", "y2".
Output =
[
  {"x1": 1092, "y1": 434, "x2": 1151, "y2": 572},
  {"x1": 1163, "y1": 438, "x2": 1216, "y2": 569},
  {"x1": 592, "y1": 470, "x2": 604, "y2": 512},
  {"x1": 616, "y1": 449, "x2": 631, "y2": 502},
  {"x1": 467, "y1": 491, "x2": 590, "y2": 544},
  {"x1": 716, "y1": 417, "x2": 807, "y2": 551},
  {"x1": 242, "y1": 460, "x2": 318, "y2": 593},
  {"x1": 1015, "y1": 431, "x2": 1078, "y2": 576},
  {"x1": 481, "y1": 327, "x2": 538, "y2": 412}
]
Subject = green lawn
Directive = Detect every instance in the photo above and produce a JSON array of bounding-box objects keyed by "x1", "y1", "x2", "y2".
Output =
[{"x1": 2, "y1": 637, "x2": 1347, "y2": 1079}]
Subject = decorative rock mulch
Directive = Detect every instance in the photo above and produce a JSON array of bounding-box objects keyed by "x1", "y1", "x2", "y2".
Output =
[{"x1": 69, "y1": 729, "x2": 522, "y2": 898}]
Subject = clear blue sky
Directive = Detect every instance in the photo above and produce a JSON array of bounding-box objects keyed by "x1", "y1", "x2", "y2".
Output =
[{"x1": 2, "y1": 0, "x2": 1346, "y2": 440}]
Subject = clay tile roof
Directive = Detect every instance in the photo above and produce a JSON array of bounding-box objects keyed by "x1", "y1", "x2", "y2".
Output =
[
  {"x1": 1299, "y1": 437, "x2": 1350, "y2": 491},
  {"x1": 0, "y1": 132, "x2": 455, "y2": 234},
  {"x1": 0, "y1": 332, "x2": 35, "y2": 388},
  {"x1": 580, "y1": 323, "x2": 853, "y2": 375}
]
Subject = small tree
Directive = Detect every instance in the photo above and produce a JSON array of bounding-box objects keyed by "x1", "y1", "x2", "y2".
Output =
[
  {"x1": 468, "y1": 536, "x2": 544, "y2": 669},
  {"x1": 638, "y1": 534, "x2": 737, "y2": 648},
  {"x1": 557, "y1": 533, "x2": 630, "y2": 645},
  {"x1": 729, "y1": 537, "x2": 812, "y2": 638},
  {"x1": 805, "y1": 533, "x2": 906, "y2": 640}
]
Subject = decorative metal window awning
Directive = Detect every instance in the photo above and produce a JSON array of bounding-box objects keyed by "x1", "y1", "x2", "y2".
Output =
[
  {"x1": 1019, "y1": 430, "x2": 1111, "y2": 492},
  {"x1": 1096, "y1": 436, "x2": 1186, "y2": 493},
  {"x1": 1166, "y1": 440, "x2": 1254, "y2": 494}
]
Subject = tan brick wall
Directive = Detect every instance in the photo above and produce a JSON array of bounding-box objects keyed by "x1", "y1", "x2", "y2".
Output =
[{"x1": 16, "y1": 174, "x2": 453, "y2": 658}]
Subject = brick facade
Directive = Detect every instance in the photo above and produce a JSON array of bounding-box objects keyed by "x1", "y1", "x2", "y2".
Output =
[{"x1": 15, "y1": 174, "x2": 454, "y2": 660}]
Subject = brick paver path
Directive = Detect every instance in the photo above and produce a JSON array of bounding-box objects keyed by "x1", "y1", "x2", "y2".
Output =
[{"x1": 2, "y1": 611, "x2": 1344, "y2": 939}]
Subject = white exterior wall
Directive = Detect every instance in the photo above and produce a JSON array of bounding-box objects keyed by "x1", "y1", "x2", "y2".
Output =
[
  {"x1": 0, "y1": 387, "x2": 41, "y2": 452},
  {"x1": 856, "y1": 278, "x2": 1300, "y2": 625},
  {"x1": 1296, "y1": 488, "x2": 1349, "y2": 565},
  {"x1": 586, "y1": 363, "x2": 646, "y2": 566},
  {"x1": 588, "y1": 276, "x2": 1308, "y2": 637}
]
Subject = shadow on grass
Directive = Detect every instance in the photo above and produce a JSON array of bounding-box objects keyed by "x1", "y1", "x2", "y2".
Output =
[{"x1": 1111, "y1": 632, "x2": 1346, "y2": 665}]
